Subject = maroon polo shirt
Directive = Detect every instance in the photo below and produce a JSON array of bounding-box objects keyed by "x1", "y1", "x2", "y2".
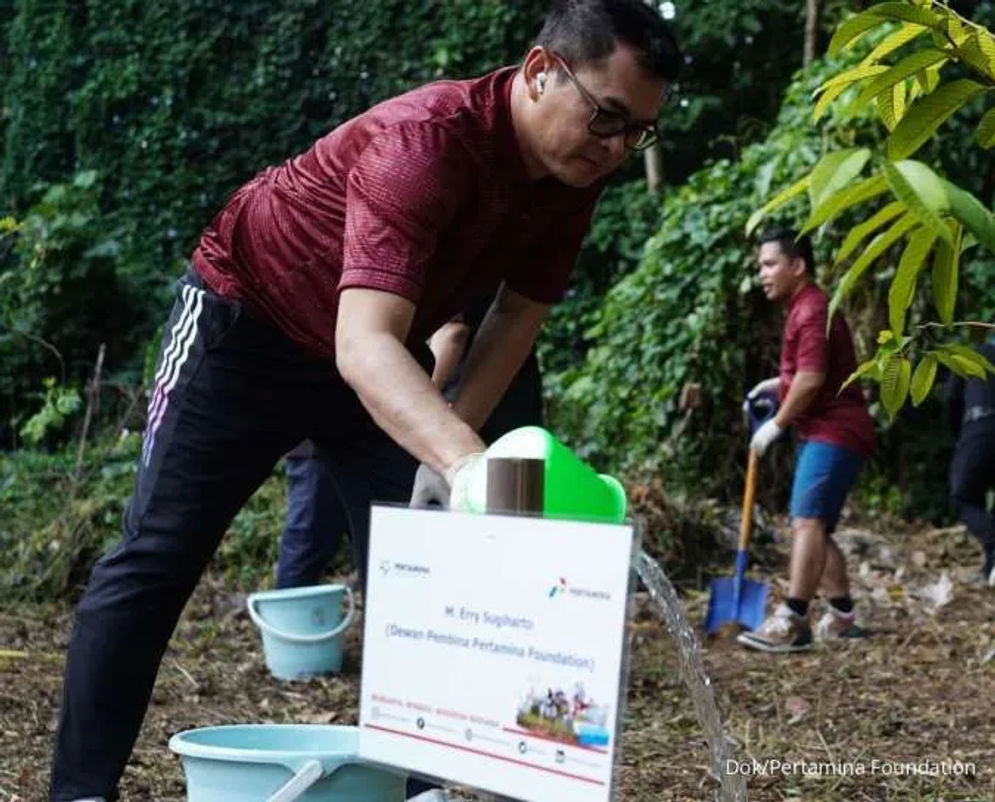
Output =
[
  {"x1": 779, "y1": 284, "x2": 875, "y2": 457},
  {"x1": 192, "y1": 67, "x2": 602, "y2": 356}
]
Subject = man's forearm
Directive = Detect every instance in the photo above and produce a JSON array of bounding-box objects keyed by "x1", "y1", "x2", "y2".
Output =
[
  {"x1": 451, "y1": 289, "x2": 545, "y2": 430},
  {"x1": 775, "y1": 371, "x2": 824, "y2": 428},
  {"x1": 338, "y1": 332, "x2": 484, "y2": 474},
  {"x1": 429, "y1": 321, "x2": 470, "y2": 388}
]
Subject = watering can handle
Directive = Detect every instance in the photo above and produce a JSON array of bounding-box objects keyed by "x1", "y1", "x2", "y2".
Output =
[
  {"x1": 266, "y1": 758, "x2": 323, "y2": 802},
  {"x1": 738, "y1": 449, "x2": 759, "y2": 552},
  {"x1": 248, "y1": 586, "x2": 355, "y2": 644}
]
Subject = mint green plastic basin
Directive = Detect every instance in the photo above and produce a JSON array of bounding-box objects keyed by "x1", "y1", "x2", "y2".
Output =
[{"x1": 168, "y1": 724, "x2": 406, "y2": 801}]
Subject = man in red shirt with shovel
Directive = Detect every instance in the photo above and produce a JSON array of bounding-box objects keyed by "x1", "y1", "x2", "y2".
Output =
[
  {"x1": 737, "y1": 227, "x2": 875, "y2": 654},
  {"x1": 50, "y1": 3, "x2": 681, "y2": 800}
]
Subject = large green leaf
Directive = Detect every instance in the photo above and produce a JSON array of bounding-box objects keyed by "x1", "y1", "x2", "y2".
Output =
[
  {"x1": 830, "y1": 214, "x2": 919, "y2": 320},
  {"x1": 841, "y1": 358, "x2": 882, "y2": 391},
  {"x1": 880, "y1": 354, "x2": 911, "y2": 419},
  {"x1": 877, "y1": 81, "x2": 907, "y2": 131},
  {"x1": 861, "y1": 22, "x2": 930, "y2": 66},
  {"x1": 935, "y1": 345, "x2": 989, "y2": 379},
  {"x1": 910, "y1": 353, "x2": 937, "y2": 406},
  {"x1": 850, "y1": 49, "x2": 948, "y2": 115},
  {"x1": 746, "y1": 174, "x2": 810, "y2": 236},
  {"x1": 978, "y1": 107, "x2": 995, "y2": 149},
  {"x1": 887, "y1": 79, "x2": 988, "y2": 159},
  {"x1": 931, "y1": 220, "x2": 962, "y2": 324},
  {"x1": 867, "y1": 2, "x2": 940, "y2": 27},
  {"x1": 814, "y1": 81, "x2": 857, "y2": 122},
  {"x1": 883, "y1": 160, "x2": 954, "y2": 245},
  {"x1": 835, "y1": 201, "x2": 906, "y2": 264},
  {"x1": 800, "y1": 175, "x2": 888, "y2": 234},
  {"x1": 976, "y1": 29, "x2": 995, "y2": 70},
  {"x1": 808, "y1": 148, "x2": 871, "y2": 209},
  {"x1": 955, "y1": 33, "x2": 995, "y2": 81},
  {"x1": 916, "y1": 64, "x2": 943, "y2": 95},
  {"x1": 944, "y1": 344, "x2": 995, "y2": 374},
  {"x1": 816, "y1": 63, "x2": 890, "y2": 96},
  {"x1": 941, "y1": 179, "x2": 995, "y2": 253},
  {"x1": 888, "y1": 226, "x2": 938, "y2": 335},
  {"x1": 828, "y1": 13, "x2": 895, "y2": 56}
]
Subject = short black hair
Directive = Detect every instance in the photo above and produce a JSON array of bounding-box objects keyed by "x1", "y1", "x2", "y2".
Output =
[
  {"x1": 535, "y1": 0, "x2": 682, "y2": 83},
  {"x1": 756, "y1": 227, "x2": 815, "y2": 274}
]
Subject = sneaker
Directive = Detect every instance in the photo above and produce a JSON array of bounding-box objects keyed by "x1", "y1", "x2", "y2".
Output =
[
  {"x1": 737, "y1": 603, "x2": 813, "y2": 653},
  {"x1": 815, "y1": 607, "x2": 868, "y2": 640}
]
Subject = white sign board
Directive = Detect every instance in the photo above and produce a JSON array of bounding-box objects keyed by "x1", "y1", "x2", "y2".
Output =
[{"x1": 359, "y1": 505, "x2": 634, "y2": 802}]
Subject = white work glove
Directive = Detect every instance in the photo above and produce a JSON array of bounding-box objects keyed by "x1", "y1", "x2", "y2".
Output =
[
  {"x1": 446, "y1": 452, "x2": 485, "y2": 511},
  {"x1": 750, "y1": 418, "x2": 783, "y2": 457},
  {"x1": 409, "y1": 463, "x2": 449, "y2": 508},
  {"x1": 409, "y1": 453, "x2": 484, "y2": 510}
]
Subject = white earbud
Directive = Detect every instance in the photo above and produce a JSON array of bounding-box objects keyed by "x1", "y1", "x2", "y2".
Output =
[{"x1": 536, "y1": 72, "x2": 547, "y2": 94}]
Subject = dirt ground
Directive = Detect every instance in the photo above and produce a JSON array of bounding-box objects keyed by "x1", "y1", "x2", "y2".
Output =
[{"x1": 2, "y1": 519, "x2": 993, "y2": 802}]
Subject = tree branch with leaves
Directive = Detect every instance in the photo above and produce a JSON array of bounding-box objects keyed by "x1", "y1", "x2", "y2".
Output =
[{"x1": 748, "y1": 0, "x2": 995, "y2": 419}]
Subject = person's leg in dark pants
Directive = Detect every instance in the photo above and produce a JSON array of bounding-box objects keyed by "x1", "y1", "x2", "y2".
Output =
[
  {"x1": 276, "y1": 450, "x2": 349, "y2": 588},
  {"x1": 949, "y1": 433, "x2": 995, "y2": 579},
  {"x1": 50, "y1": 279, "x2": 318, "y2": 801}
]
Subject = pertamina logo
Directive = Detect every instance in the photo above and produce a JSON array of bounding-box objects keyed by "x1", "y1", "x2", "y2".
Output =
[
  {"x1": 548, "y1": 576, "x2": 611, "y2": 602},
  {"x1": 379, "y1": 559, "x2": 430, "y2": 578}
]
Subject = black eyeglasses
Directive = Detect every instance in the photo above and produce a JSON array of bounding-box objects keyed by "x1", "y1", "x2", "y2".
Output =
[{"x1": 551, "y1": 51, "x2": 660, "y2": 152}]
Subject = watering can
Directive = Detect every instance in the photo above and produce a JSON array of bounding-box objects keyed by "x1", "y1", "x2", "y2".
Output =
[
  {"x1": 452, "y1": 426, "x2": 626, "y2": 523},
  {"x1": 704, "y1": 391, "x2": 776, "y2": 634}
]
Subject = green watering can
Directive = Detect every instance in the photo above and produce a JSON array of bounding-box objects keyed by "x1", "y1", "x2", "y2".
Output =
[{"x1": 453, "y1": 426, "x2": 627, "y2": 524}]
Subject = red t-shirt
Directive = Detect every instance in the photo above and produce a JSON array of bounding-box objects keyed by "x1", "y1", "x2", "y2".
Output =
[
  {"x1": 191, "y1": 67, "x2": 602, "y2": 356},
  {"x1": 779, "y1": 284, "x2": 875, "y2": 457}
]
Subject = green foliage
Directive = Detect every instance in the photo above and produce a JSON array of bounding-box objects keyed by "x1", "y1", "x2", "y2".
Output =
[
  {"x1": 19, "y1": 378, "x2": 82, "y2": 446},
  {"x1": 540, "y1": 180, "x2": 664, "y2": 377},
  {"x1": 0, "y1": 171, "x2": 142, "y2": 442},
  {"x1": 0, "y1": 429, "x2": 292, "y2": 602},
  {"x1": 544, "y1": 53, "x2": 880, "y2": 483},
  {"x1": 545, "y1": 23, "x2": 983, "y2": 515},
  {"x1": 0, "y1": 431, "x2": 141, "y2": 601},
  {"x1": 660, "y1": 0, "x2": 851, "y2": 180},
  {"x1": 751, "y1": 1, "x2": 995, "y2": 419}
]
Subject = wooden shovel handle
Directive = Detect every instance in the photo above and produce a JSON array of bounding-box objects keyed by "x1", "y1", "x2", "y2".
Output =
[{"x1": 738, "y1": 448, "x2": 759, "y2": 552}]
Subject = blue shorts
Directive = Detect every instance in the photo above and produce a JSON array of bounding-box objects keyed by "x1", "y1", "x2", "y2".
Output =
[{"x1": 789, "y1": 440, "x2": 863, "y2": 533}]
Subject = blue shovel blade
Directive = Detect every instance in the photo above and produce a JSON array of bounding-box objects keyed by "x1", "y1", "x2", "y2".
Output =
[{"x1": 705, "y1": 576, "x2": 769, "y2": 634}]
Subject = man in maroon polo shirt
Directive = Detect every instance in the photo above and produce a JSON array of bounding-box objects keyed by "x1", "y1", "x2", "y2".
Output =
[
  {"x1": 50, "y1": 2, "x2": 681, "y2": 799},
  {"x1": 737, "y1": 227, "x2": 875, "y2": 654}
]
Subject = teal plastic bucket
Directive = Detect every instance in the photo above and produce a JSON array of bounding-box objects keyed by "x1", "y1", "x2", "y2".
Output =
[
  {"x1": 169, "y1": 724, "x2": 406, "y2": 801},
  {"x1": 247, "y1": 584, "x2": 355, "y2": 680}
]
